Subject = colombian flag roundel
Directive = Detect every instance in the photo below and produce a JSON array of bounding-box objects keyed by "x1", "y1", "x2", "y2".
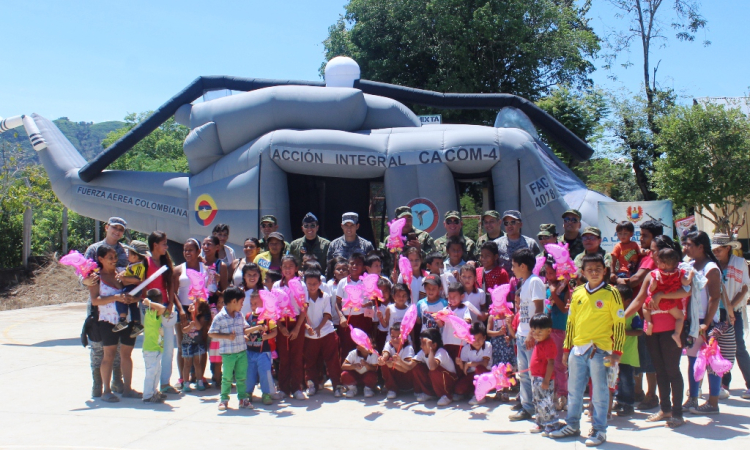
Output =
[{"x1": 195, "y1": 194, "x2": 217, "y2": 227}]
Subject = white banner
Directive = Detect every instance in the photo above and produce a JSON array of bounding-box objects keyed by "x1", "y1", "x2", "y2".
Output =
[{"x1": 597, "y1": 200, "x2": 673, "y2": 252}]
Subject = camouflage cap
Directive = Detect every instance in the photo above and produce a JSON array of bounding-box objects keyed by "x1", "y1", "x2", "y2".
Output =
[
  {"x1": 444, "y1": 211, "x2": 461, "y2": 221},
  {"x1": 537, "y1": 224, "x2": 558, "y2": 237},
  {"x1": 481, "y1": 210, "x2": 500, "y2": 220},
  {"x1": 581, "y1": 226, "x2": 601, "y2": 237},
  {"x1": 562, "y1": 209, "x2": 582, "y2": 219},
  {"x1": 395, "y1": 206, "x2": 413, "y2": 218},
  {"x1": 260, "y1": 215, "x2": 278, "y2": 224}
]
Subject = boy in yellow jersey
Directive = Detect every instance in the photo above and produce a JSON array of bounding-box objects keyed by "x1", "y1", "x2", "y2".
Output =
[{"x1": 549, "y1": 254, "x2": 625, "y2": 447}]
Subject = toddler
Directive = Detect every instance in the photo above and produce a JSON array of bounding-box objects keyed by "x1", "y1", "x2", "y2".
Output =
[
  {"x1": 115, "y1": 240, "x2": 149, "y2": 336},
  {"x1": 644, "y1": 248, "x2": 691, "y2": 347},
  {"x1": 528, "y1": 313, "x2": 559, "y2": 435},
  {"x1": 142, "y1": 289, "x2": 168, "y2": 404},
  {"x1": 455, "y1": 322, "x2": 493, "y2": 405},
  {"x1": 245, "y1": 291, "x2": 280, "y2": 405},
  {"x1": 611, "y1": 221, "x2": 641, "y2": 278}
]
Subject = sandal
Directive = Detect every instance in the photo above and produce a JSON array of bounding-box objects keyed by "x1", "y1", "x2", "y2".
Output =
[
  {"x1": 122, "y1": 389, "x2": 142, "y2": 399},
  {"x1": 666, "y1": 417, "x2": 685, "y2": 428},
  {"x1": 646, "y1": 411, "x2": 670, "y2": 422},
  {"x1": 100, "y1": 392, "x2": 120, "y2": 403}
]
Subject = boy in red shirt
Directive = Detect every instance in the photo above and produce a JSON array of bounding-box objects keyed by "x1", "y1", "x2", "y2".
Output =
[
  {"x1": 529, "y1": 313, "x2": 560, "y2": 435},
  {"x1": 611, "y1": 221, "x2": 641, "y2": 279}
]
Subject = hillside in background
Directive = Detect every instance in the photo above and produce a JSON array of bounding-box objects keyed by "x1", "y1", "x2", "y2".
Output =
[{"x1": 0, "y1": 117, "x2": 125, "y2": 164}]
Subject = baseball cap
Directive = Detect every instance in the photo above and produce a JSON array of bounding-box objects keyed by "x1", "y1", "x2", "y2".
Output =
[
  {"x1": 123, "y1": 240, "x2": 150, "y2": 257},
  {"x1": 537, "y1": 224, "x2": 558, "y2": 237},
  {"x1": 482, "y1": 210, "x2": 500, "y2": 220},
  {"x1": 444, "y1": 211, "x2": 461, "y2": 221},
  {"x1": 107, "y1": 217, "x2": 127, "y2": 229},
  {"x1": 582, "y1": 226, "x2": 601, "y2": 238},
  {"x1": 260, "y1": 215, "x2": 278, "y2": 225},
  {"x1": 395, "y1": 206, "x2": 412, "y2": 218},
  {"x1": 562, "y1": 209, "x2": 582, "y2": 219},
  {"x1": 341, "y1": 212, "x2": 359, "y2": 225},
  {"x1": 302, "y1": 212, "x2": 318, "y2": 224},
  {"x1": 423, "y1": 274, "x2": 442, "y2": 287},
  {"x1": 267, "y1": 232, "x2": 285, "y2": 242},
  {"x1": 502, "y1": 210, "x2": 522, "y2": 220}
]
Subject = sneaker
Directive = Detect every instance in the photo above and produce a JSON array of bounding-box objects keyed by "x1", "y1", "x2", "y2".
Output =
[
  {"x1": 511, "y1": 402, "x2": 523, "y2": 411},
  {"x1": 437, "y1": 395, "x2": 452, "y2": 407},
  {"x1": 334, "y1": 386, "x2": 345, "y2": 398},
  {"x1": 742, "y1": 389, "x2": 750, "y2": 400},
  {"x1": 113, "y1": 318, "x2": 128, "y2": 333},
  {"x1": 175, "y1": 379, "x2": 184, "y2": 390},
  {"x1": 556, "y1": 396, "x2": 568, "y2": 411},
  {"x1": 719, "y1": 388, "x2": 730, "y2": 399},
  {"x1": 129, "y1": 322, "x2": 144, "y2": 338},
  {"x1": 469, "y1": 396, "x2": 485, "y2": 405},
  {"x1": 364, "y1": 387, "x2": 375, "y2": 398},
  {"x1": 612, "y1": 402, "x2": 624, "y2": 412},
  {"x1": 293, "y1": 390, "x2": 307, "y2": 400},
  {"x1": 617, "y1": 404, "x2": 635, "y2": 417},
  {"x1": 196, "y1": 381, "x2": 206, "y2": 391},
  {"x1": 218, "y1": 400, "x2": 228, "y2": 411},
  {"x1": 160, "y1": 385, "x2": 179, "y2": 394},
  {"x1": 158, "y1": 392, "x2": 168, "y2": 400},
  {"x1": 416, "y1": 393, "x2": 435, "y2": 402},
  {"x1": 345, "y1": 385, "x2": 358, "y2": 398},
  {"x1": 306, "y1": 380, "x2": 317, "y2": 397},
  {"x1": 542, "y1": 422, "x2": 563, "y2": 437},
  {"x1": 549, "y1": 425, "x2": 581, "y2": 439},
  {"x1": 240, "y1": 398, "x2": 254, "y2": 409},
  {"x1": 262, "y1": 393, "x2": 273, "y2": 405},
  {"x1": 270, "y1": 391, "x2": 284, "y2": 400},
  {"x1": 143, "y1": 395, "x2": 164, "y2": 403},
  {"x1": 530, "y1": 424, "x2": 544, "y2": 433},
  {"x1": 182, "y1": 384, "x2": 192, "y2": 393},
  {"x1": 387, "y1": 390, "x2": 398, "y2": 400},
  {"x1": 682, "y1": 397, "x2": 699, "y2": 410},
  {"x1": 689, "y1": 402, "x2": 720, "y2": 415},
  {"x1": 509, "y1": 409, "x2": 532, "y2": 421},
  {"x1": 585, "y1": 431, "x2": 607, "y2": 447}
]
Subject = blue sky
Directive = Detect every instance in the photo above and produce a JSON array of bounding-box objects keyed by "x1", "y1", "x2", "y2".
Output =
[{"x1": 1, "y1": 1, "x2": 747, "y2": 123}]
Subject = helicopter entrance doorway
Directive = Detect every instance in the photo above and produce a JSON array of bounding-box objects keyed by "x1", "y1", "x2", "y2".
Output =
[{"x1": 286, "y1": 174, "x2": 377, "y2": 244}]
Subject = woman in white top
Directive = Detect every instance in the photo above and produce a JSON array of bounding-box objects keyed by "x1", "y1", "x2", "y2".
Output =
[
  {"x1": 171, "y1": 239, "x2": 205, "y2": 387},
  {"x1": 202, "y1": 236, "x2": 228, "y2": 294},
  {"x1": 88, "y1": 244, "x2": 140, "y2": 402},
  {"x1": 683, "y1": 231, "x2": 725, "y2": 415},
  {"x1": 231, "y1": 237, "x2": 260, "y2": 287}
]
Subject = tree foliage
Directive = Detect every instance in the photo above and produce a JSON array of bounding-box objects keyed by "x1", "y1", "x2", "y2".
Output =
[
  {"x1": 103, "y1": 113, "x2": 189, "y2": 173},
  {"x1": 323, "y1": 0, "x2": 600, "y2": 124},
  {"x1": 653, "y1": 103, "x2": 750, "y2": 233},
  {"x1": 573, "y1": 157, "x2": 643, "y2": 203}
]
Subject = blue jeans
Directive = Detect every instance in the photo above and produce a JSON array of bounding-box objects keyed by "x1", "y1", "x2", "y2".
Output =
[
  {"x1": 160, "y1": 309, "x2": 177, "y2": 386},
  {"x1": 567, "y1": 347, "x2": 610, "y2": 432},
  {"x1": 616, "y1": 364, "x2": 635, "y2": 406},
  {"x1": 722, "y1": 313, "x2": 750, "y2": 389},
  {"x1": 516, "y1": 334, "x2": 534, "y2": 415},
  {"x1": 246, "y1": 351, "x2": 274, "y2": 396}
]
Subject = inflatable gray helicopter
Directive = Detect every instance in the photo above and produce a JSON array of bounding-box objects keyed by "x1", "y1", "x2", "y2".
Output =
[{"x1": 1, "y1": 57, "x2": 611, "y2": 252}]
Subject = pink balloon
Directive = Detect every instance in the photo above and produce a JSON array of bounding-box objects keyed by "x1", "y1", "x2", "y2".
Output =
[
  {"x1": 545, "y1": 243, "x2": 577, "y2": 280},
  {"x1": 473, "y1": 362, "x2": 516, "y2": 401},
  {"x1": 287, "y1": 277, "x2": 307, "y2": 310},
  {"x1": 349, "y1": 325, "x2": 375, "y2": 354},
  {"x1": 186, "y1": 268, "x2": 208, "y2": 302},
  {"x1": 343, "y1": 284, "x2": 365, "y2": 312},
  {"x1": 399, "y1": 304, "x2": 418, "y2": 343},
  {"x1": 532, "y1": 255, "x2": 546, "y2": 276},
  {"x1": 257, "y1": 290, "x2": 280, "y2": 322},
  {"x1": 59, "y1": 250, "x2": 98, "y2": 277},
  {"x1": 361, "y1": 273, "x2": 383, "y2": 302},
  {"x1": 488, "y1": 284, "x2": 513, "y2": 317},
  {"x1": 386, "y1": 218, "x2": 406, "y2": 253},
  {"x1": 399, "y1": 255, "x2": 413, "y2": 286},
  {"x1": 705, "y1": 338, "x2": 733, "y2": 377},
  {"x1": 434, "y1": 308, "x2": 474, "y2": 344},
  {"x1": 694, "y1": 344, "x2": 708, "y2": 381},
  {"x1": 275, "y1": 288, "x2": 296, "y2": 320}
]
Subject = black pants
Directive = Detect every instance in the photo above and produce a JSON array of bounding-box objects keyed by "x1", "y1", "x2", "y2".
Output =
[{"x1": 646, "y1": 331, "x2": 684, "y2": 418}]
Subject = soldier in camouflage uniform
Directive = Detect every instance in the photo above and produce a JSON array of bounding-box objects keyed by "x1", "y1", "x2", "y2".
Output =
[
  {"x1": 537, "y1": 223, "x2": 559, "y2": 256},
  {"x1": 434, "y1": 211, "x2": 478, "y2": 261},
  {"x1": 258, "y1": 215, "x2": 290, "y2": 254},
  {"x1": 476, "y1": 210, "x2": 504, "y2": 248},
  {"x1": 572, "y1": 227, "x2": 612, "y2": 286},
  {"x1": 289, "y1": 212, "x2": 330, "y2": 266},
  {"x1": 559, "y1": 209, "x2": 584, "y2": 260},
  {"x1": 379, "y1": 206, "x2": 437, "y2": 276}
]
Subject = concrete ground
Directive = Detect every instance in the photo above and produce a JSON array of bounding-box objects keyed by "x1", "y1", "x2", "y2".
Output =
[{"x1": 1, "y1": 303, "x2": 750, "y2": 449}]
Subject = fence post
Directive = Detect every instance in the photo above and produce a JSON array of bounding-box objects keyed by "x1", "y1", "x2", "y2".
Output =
[
  {"x1": 95, "y1": 219, "x2": 100, "y2": 242},
  {"x1": 23, "y1": 206, "x2": 32, "y2": 269},
  {"x1": 62, "y1": 207, "x2": 68, "y2": 254}
]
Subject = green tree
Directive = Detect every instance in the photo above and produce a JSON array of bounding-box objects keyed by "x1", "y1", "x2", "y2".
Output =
[
  {"x1": 653, "y1": 103, "x2": 750, "y2": 233},
  {"x1": 323, "y1": 0, "x2": 600, "y2": 124},
  {"x1": 536, "y1": 85, "x2": 608, "y2": 166},
  {"x1": 573, "y1": 157, "x2": 643, "y2": 202},
  {"x1": 103, "y1": 113, "x2": 189, "y2": 173},
  {"x1": 604, "y1": 0, "x2": 708, "y2": 199}
]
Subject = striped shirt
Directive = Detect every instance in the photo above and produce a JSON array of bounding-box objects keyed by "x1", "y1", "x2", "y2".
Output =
[{"x1": 208, "y1": 307, "x2": 248, "y2": 355}]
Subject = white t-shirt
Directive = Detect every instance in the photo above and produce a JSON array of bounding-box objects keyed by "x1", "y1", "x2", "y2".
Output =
[
  {"x1": 440, "y1": 304, "x2": 472, "y2": 346},
  {"x1": 337, "y1": 277, "x2": 366, "y2": 316},
  {"x1": 414, "y1": 347, "x2": 456, "y2": 374},
  {"x1": 387, "y1": 303, "x2": 409, "y2": 330},
  {"x1": 241, "y1": 289, "x2": 254, "y2": 318},
  {"x1": 373, "y1": 303, "x2": 388, "y2": 332},
  {"x1": 306, "y1": 291, "x2": 335, "y2": 339},
  {"x1": 344, "y1": 349, "x2": 379, "y2": 374},
  {"x1": 323, "y1": 279, "x2": 340, "y2": 324},
  {"x1": 692, "y1": 261, "x2": 721, "y2": 322},
  {"x1": 464, "y1": 289, "x2": 486, "y2": 323},
  {"x1": 723, "y1": 255, "x2": 750, "y2": 311},
  {"x1": 517, "y1": 274, "x2": 546, "y2": 337},
  {"x1": 398, "y1": 273, "x2": 425, "y2": 305},
  {"x1": 382, "y1": 341, "x2": 415, "y2": 360},
  {"x1": 461, "y1": 342, "x2": 493, "y2": 373}
]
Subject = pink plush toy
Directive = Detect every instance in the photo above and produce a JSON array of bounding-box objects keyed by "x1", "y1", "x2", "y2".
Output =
[
  {"x1": 343, "y1": 284, "x2": 365, "y2": 312},
  {"x1": 287, "y1": 277, "x2": 307, "y2": 310},
  {"x1": 186, "y1": 268, "x2": 208, "y2": 302},
  {"x1": 275, "y1": 289, "x2": 296, "y2": 320},
  {"x1": 694, "y1": 337, "x2": 733, "y2": 380},
  {"x1": 59, "y1": 250, "x2": 98, "y2": 278},
  {"x1": 488, "y1": 284, "x2": 513, "y2": 317},
  {"x1": 473, "y1": 363, "x2": 516, "y2": 401},
  {"x1": 544, "y1": 243, "x2": 577, "y2": 280},
  {"x1": 399, "y1": 255, "x2": 413, "y2": 286},
  {"x1": 361, "y1": 272, "x2": 383, "y2": 303},
  {"x1": 257, "y1": 289, "x2": 281, "y2": 322},
  {"x1": 386, "y1": 218, "x2": 406, "y2": 253},
  {"x1": 399, "y1": 304, "x2": 418, "y2": 345},
  {"x1": 532, "y1": 255, "x2": 546, "y2": 276},
  {"x1": 432, "y1": 308, "x2": 475, "y2": 344}
]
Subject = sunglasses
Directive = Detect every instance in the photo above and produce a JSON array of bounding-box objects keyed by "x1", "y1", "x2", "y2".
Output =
[
  {"x1": 538, "y1": 235, "x2": 556, "y2": 240},
  {"x1": 503, "y1": 220, "x2": 520, "y2": 226},
  {"x1": 582, "y1": 235, "x2": 600, "y2": 241},
  {"x1": 244, "y1": 245, "x2": 257, "y2": 249},
  {"x1": 563, "y1": 217, "x2": 579, "y2": 224},
  {"x1": 302, "y1": 224, "x2": 318, "y2": 229},
  {"x1": 445, "y1": 219, "x2": 460, "y2": 225},
  {"x1": 260, "y1": 223, "x2": 275, "y2": 228}
]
